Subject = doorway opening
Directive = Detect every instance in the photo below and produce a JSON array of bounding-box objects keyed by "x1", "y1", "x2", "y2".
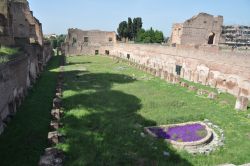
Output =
[
  {"x1": 176, "y1": 65, "x2": 182, "y2": 76},
  {"x1": 95, "y1": 50, "x2": 99, "y2": 55},
  {"x1": 208, "y1": 32, "x2": 215, "y2": 45}
]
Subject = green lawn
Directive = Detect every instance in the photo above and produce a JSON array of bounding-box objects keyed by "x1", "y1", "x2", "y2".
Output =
[
  {"x1": 0, "y1": 56, "x2": 61, "y2": 166},
  {"x1": 0, "y1": 46, "x2": 20, "y2": 63},
  {"x1": 58, "y1": 55, "x2": 250, "y2": 166}
]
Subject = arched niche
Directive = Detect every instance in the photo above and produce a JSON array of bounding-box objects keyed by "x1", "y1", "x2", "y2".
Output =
[{"x1": 208, "y1": 32, "x2": 215, "y2": 45}]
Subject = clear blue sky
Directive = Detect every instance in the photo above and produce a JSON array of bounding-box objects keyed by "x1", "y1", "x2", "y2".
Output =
[{"x1": 29, "y1": 0, "x2": 250, "y2": 37}]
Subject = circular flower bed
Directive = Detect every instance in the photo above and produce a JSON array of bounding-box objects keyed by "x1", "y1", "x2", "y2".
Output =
[
  {"x1": 145, "y1": 122, "x2": 213, "y2": 151},
  {"x1": 147, "y1": 123, "x2": 207, "y2": 142}
]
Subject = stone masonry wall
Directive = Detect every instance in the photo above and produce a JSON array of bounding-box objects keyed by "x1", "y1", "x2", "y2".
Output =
[
  {"x1": 10, "y1": 0, "x2": 43, "y2": 46},
  {"x1": 107, "y1": 43, "x2": 250, "y2": 99},
  {"x1": 63, "y1": 29, "x2": 116, "y2": 55},
  {"x1": 0, "y1": 0, "x2": 15, "y2": 45},
  {"x1": 0, "y1": 0, "x2": 43, "y2": 46},
  {"x1": 0, "y1": 45, "x2": 53, "y2": 135},
  {"x1": 0, "y1": 0, "x2": 54, "y2": 135}
]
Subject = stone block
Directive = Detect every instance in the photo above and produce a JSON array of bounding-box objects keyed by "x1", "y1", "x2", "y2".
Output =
[
  {"x1": 149, "y1": 68, "x2": 154, "y2": 75},
  {"x1": 50, "y1": 121, "x2": 62, "y2": 130},
  {"x1": 155, "y1": 69, "x2": 161, "y2": 77},
  {"x1": 48, "y1": 131, "x2": 61, "y2": 144},
  {"x1": 51, "y1": 109, "x2": 63, "y2": 120},
  {"x1": 209, "y1": 79, "x2": 217, "y2": 88},
  {"x1": 235, "y1": 96, "x2": 248, "y2": 111},
  {"x1": 164, "y1": 71, "x2": 169, "y2": 80},
  {"x1": 53, "y1": 97, "x2": 62, "y2": 109},
  {"x1": 180, "y1": 82, "x2": 189, "y2": 88},
  {"x1": 152, "y1": 69, "x2": 157, "y2": 76},
  {"x1": 56, "y1": 88, "x2": 62, "y2": 94},
  {"x1": 208, "y1": 92, "x2": 218, "y2": 99},
  {"x1": 160, "y1": 70, "x2": 165, "y2": 80},
  {"x1": 173, "y1": 76, "x2": 181, "y2": 84},
  {"x1": 188, "y1": 86, "x2": 198, "y2": 91},
  {"x1": 55, "y1": 92, "x2": 62, "y2": 98},
  {"x1": 166, "y1": 73, "x2": 174, "y2": 83},
  {"x1": 57, "y1": 82, "x2": 63, "y2": 88},
  {"x1": 38, "y1": 147, "x2": 64, "y2": 166},
  {"x1": 197, "y1": 89, "x2": 209, "y2": 96}
]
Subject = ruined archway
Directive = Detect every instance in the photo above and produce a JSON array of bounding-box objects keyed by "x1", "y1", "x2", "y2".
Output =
[{"x1": 208, "y1": 32, "x2": 215, "y2": 45}]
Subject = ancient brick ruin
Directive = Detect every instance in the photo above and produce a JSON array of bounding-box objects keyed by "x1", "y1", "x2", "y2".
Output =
[
  {"x1": 0, "y1": 0, "x2": 53, "y2": 134},
  {"x1": 170, "y1": 13, "x2": 223, "y2": 46},
  {"x1": 62, "y1": 13, "x2": 250, "y2": 109},
  {"x1": 0, "y1": 0, "x2": 43, "y2": 46},
  {"x1": 63, "y1": 28, "x2": 116, "y2": 55}
]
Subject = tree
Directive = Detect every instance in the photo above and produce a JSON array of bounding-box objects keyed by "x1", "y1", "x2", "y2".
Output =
[
  {"x1": 57, "y1": 34, "x2": 66, "y2": 47},
  {"x1": 132, "y1": 17, "x2": 143, "y2": 40},
  {"x1": 117, "y1": 17, "x2": 143, "y2": 41},
  {"x1": 117, "y1": 21, "x2": 128, "y2": 41},
  {"x1": 52, "y1": 39, "x2": 58, "y2": 49},
  {"x1": 127, "y1": 17, "x2": 133, "y2": 40},
  {"x1": 135, "y1": 29, "x2": 146, "y2": 42},
  {"x1": 135, "y1": 27, "x2": 164, "y2": 43},
  {"x1": 154, "y1": 30, "x2": 164, "y2": 43}
]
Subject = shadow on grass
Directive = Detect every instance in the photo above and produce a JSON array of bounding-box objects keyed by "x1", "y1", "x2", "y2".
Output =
[
  {"x1": 67, "y1": 61, "x2": 92, "y2": 65},
  {"x1": 0, "y1": 56, "x2": 62, "y2": 166},
  {"x1": 61, "y1": 69, "x2": 192, "y2": 166}
]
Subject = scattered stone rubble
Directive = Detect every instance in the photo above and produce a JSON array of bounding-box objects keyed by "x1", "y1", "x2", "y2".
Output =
[
  {"x1": 39, "y1": 56, "x2": 66, "y2": 166},
  {"x1": 105, "y1": 55, "x2": 249, "y2": 158},
  {"x1": 109, "y1": 55, "x2": 225, "y2": 104},
  {"x1": 38, "y1": 148, "x2": 64, "y2": 166},
  {"x1": 235, "y1": 96, "x2": 249, "y2": 111},
  {"x1": 188, "y1": 86, "x2": 198, "y2": 92},
  {"x1": 105, "y1": 54, "x2": 250, "y2": 111},
  {"x1": 208, "y1": 92, "x2": 218, "y2": 99}
]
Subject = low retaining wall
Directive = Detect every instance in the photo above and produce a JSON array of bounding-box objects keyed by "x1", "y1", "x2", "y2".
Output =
[{"x1": 0, "y1": 44, "x2": 53, "y2": 135}]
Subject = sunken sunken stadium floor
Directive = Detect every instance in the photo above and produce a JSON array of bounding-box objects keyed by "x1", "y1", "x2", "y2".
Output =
[{"x1": 56, "y1": 55, "x2": 250, "y2": 166}]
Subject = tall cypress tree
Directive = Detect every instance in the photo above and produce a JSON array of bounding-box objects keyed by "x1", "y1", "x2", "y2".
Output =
[
  {"x1": 132, "y1": 17, "x2": 143, "y2": 40},
  {"x1": 117, "y1": 21, "x2": 128, "y2": 41},
  {"x1": 127, "y1": 17, "x2": 133, "y2": 40}
]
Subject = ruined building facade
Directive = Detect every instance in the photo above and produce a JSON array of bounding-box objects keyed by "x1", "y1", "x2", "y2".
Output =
[
  {"x1": 0, "y1": 0, "x2": 14, "y2": 45},
  {"x1": 0, "y1": 0, "x2": 53, "y2": 134},
  {"x1": 170, "y1": 13, "x2": 223, "y2": 46},
  {"x1": 0, "y1": 0, "x2": 43, "y2": 46},
  {"x1": 63, "y1": 28, "x2": 116, "y2": 55}
]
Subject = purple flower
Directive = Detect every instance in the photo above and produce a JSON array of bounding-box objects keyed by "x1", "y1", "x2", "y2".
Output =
[{"x1": 148, "y1": 123, "x2": 207, "y2": 142}]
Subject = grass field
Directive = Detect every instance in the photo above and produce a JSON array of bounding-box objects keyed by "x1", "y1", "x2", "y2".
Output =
[
  {"x1": 0, "y1": 56, "x2": 61, "y2": 166},
  {"x1": 58, "y1": 55, "x2": 250, "y2": 166}
]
